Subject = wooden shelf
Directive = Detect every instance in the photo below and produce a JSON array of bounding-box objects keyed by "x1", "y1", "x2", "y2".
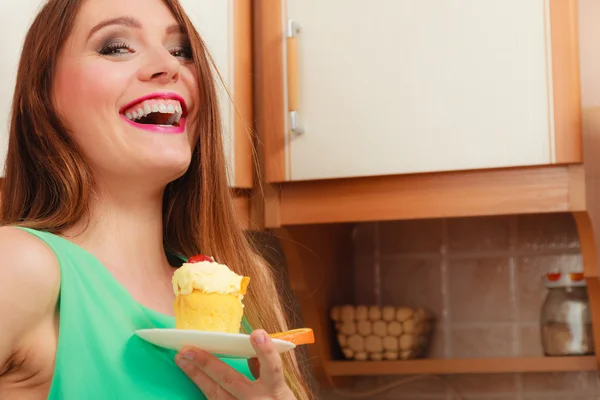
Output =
[{"x1": 326, "y1": 356, "x2": 598, "y2": 376}]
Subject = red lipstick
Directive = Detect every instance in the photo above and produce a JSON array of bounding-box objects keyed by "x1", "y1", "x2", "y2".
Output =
[{"x1": 120, "y1": 92, "x2": 188, "y2": 134}]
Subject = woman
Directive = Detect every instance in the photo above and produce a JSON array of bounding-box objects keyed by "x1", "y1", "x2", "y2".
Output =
[{"x1": 0, "y1": 0, "x2": 311, "y2": 398}]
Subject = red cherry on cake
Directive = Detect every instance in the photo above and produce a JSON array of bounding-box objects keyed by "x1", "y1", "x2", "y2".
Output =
[{"x1": 188, "y1": 254, "x2": 213, "y2": 263}]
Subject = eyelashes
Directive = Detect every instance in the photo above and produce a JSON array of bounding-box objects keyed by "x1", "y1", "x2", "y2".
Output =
[
  {"x1": 169, "y1": 45, "x2": 193, "y2": 60},
  {"x1": 97, "y1": 39, "x2": 193, "y2": 60},
  {"x1": 98, "y1": 41, "x2": 132, "y2": 56}
]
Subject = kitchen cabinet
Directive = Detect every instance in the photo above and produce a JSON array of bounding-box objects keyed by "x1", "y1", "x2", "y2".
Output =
[
  {"x1": 256, "y1": 0, "x2": 581, "y2": 183},
  {"x1": 254, "y1": 0, "x2": 600, "y2": 388}
]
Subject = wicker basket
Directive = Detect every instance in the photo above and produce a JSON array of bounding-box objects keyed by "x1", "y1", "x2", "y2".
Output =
[{"x1": 330, "y1": 305, "x2": 435, "y2": 361}]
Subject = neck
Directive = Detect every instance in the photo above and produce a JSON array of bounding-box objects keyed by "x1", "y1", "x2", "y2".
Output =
[{"x1": 62, "y1": 180, "x2": 171, "y2": 277}]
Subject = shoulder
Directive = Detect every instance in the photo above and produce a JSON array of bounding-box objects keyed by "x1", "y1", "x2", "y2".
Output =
[
  {"x1": 0, "y1": 226, "x2": 60, "y2": 293},
  {"x1": 0, "y1": 226, "x2": 60, "y2": 371}
]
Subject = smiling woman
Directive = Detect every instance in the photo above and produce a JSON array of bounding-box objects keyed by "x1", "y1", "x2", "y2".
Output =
[{"x1": 0, "y1": 0, "x2": 311, "y2": 399}]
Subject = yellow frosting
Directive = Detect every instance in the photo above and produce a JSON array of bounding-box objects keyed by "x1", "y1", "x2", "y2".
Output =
[{"x1": 172, "y1": 260, "x2": 245, "y2": 296}]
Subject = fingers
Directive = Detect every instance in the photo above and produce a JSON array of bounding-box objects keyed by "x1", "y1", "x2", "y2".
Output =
[
  {"x1": 176, "y1": 347, "x2": 251, "y2": 399},
  {"x1": 250, "y1": 330, "x2": 286, "y2": 394}
]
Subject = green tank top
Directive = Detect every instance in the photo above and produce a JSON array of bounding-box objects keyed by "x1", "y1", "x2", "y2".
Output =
[{"x1": 17, "y1": 227, "x2": 254, "y2": 399}]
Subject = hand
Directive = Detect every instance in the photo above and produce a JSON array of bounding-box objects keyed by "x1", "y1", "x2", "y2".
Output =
[{"x1": 175, "y1": 329, "x2": 296, "y2": 399}]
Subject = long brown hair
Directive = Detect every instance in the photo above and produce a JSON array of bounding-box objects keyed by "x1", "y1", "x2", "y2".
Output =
[{"x1": 0, "y1": 0, "x2": 312, "y2": 398}]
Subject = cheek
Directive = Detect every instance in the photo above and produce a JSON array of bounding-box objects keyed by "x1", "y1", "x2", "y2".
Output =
[
  {"x1": 54, "y1": 61, "x2": 129, "y2": 128},
  {"x1": 53, "y1": 61, "x2": 135, "y2": 170},
  {"x1": 183, "y1": 66, "x2": 198, "y2": 98}
]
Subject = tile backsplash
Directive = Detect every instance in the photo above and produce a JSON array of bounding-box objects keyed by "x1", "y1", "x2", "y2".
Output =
[{"x1": 320, "y1": 213, "x2": 599, "y2": 399}]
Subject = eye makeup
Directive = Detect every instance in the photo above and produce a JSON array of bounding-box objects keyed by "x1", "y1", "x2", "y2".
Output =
[
  {"x1": 95, "y1": 34, "x2": 193, "y2": 61},
  {"x1": 97, "y1": 40, "x2": 134, "y2": 56}
]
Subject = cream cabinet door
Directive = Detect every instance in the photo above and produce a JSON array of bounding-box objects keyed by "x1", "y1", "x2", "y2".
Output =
[
  {"x1": 181, "y1": 0, "x2": 253, "y2": 188},
  {"x1": 0, "y1": 0, "x2": 45, "y2": 176},
  {"x1": 279, "y1": 0, "x2": 580, "y2": 181}
]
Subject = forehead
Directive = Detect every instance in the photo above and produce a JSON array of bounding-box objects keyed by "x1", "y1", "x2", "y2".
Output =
[{"x1": 74, "y1": 0, "x2": 180, "y2": 33}]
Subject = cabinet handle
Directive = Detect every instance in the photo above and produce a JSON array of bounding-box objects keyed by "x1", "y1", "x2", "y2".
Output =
[{"x1": 287, "y1": 19, "x2": 304, "y2": 135}]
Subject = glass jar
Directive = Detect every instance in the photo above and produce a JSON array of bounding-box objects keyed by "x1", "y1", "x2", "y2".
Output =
[{"x1": 540, "y1": 272, "x2": 594, "y2": 356}]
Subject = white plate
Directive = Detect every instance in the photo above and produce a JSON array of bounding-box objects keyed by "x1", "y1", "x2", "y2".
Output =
[{"x1": 135, "y1": 329, "x2": 296, "y2": 359}]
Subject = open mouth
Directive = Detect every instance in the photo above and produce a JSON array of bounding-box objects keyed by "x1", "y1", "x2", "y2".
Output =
[{"x1": 120, "y1": 95, "x2": 188, "y2": 129}]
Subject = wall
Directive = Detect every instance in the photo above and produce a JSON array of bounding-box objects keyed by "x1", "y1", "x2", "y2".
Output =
[{"x1": 319, "y1": 213, "x2": 598, "y2": 399}]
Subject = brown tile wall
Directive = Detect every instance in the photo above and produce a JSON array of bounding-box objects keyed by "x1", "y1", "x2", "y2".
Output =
[{"x1": 319, "y1": 213, "x2": 599, "y2": 399}]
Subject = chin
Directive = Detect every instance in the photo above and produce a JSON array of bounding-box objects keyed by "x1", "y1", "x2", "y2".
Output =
[
  {"x1": 135, "y1": 148, "x2": 193, "y2": 184},
  {"x1": 156, "y1": 156, "x2": 192, "y2": 182}
]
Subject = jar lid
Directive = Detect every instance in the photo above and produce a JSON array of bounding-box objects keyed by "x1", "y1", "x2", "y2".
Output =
[{"x1": 544, "y1": 272, "x2": 586, "y2": 288}]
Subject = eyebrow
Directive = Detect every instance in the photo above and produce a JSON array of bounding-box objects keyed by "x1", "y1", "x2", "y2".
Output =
[{"x1": 87, "y1": 16, "x2": 184, "y2": 40}]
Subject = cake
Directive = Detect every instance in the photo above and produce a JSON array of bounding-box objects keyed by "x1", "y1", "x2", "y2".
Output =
[{"x1": 172, "y1": 255, "x2": 250, "y2": 333}]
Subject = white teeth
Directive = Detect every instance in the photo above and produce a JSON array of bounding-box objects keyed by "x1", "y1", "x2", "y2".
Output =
[
  {"x1": 124, "y1": 99, "x2": 184, "y2": 125},
  {"x1": 166, "y1": 112, "x2": 182, "y2": 125}
]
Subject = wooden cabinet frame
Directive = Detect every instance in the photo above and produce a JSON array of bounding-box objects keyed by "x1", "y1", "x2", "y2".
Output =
[{"x1": 252, "y1": 0, "x2": 584, "y2": 226}]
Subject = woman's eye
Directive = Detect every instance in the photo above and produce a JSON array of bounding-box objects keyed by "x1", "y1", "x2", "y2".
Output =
[
  {"x1": 170, "y1": 45, "x2": 192, "y2": 60},
  {"x1": 98, "y1": 42, "x2": 134, "y2": 56}
]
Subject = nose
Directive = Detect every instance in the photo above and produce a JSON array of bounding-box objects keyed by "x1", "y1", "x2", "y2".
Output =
[{"x1": 138, "y1": 47, "x2": 181, "y2": 84}]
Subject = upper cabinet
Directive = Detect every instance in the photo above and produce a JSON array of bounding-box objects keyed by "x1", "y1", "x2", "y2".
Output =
[
  {"x1": 180, "y1": 0, "x2": 254, "y2": 188},
  {"x1": 256, "y1": 0, "x2": 582, "y2": 183}
]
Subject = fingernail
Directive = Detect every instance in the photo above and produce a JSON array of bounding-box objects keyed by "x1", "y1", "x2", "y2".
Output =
[
  {"x1": 254, "y1": 332, "x2": 266, "y2": 345},
  {"x1": 183, "y1": 351, "x2": 195, "y2": 360},
  {"x1": 176, "y1": 357, "x2": 188, "y2": 367}
]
